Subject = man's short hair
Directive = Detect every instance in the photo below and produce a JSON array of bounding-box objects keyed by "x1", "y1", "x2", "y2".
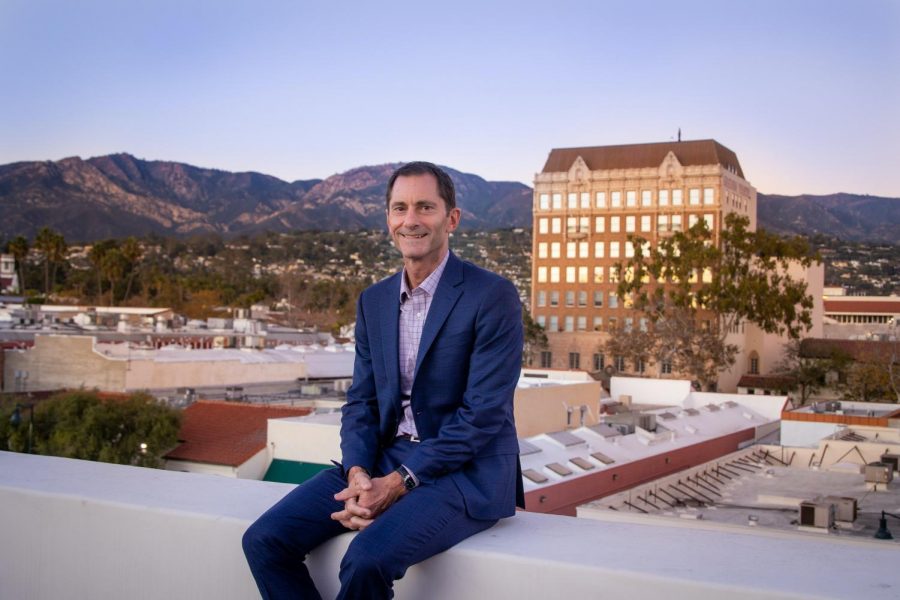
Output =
[{"x1": 385, "y1": 161, "x2": 456, "y2": 212}]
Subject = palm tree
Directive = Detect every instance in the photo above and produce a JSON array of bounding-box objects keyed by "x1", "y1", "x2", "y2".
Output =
[
  {"x1": 8, "y1": 235, "x2": 29, "y2": 293},
  {"x1": 34, "y1": 227, "x2": 66, "y2": 297},
  {"x1": 120, "y1": 237, "x2": 143, "y2": 301}
]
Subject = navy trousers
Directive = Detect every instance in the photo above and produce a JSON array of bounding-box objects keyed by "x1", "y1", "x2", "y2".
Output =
[{"x1": 242, "y1": 440, "x2": 498, "y2": 599}]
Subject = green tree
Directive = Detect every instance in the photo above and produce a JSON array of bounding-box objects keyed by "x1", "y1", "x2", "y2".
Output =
[
  {"x1": 7, "y1": 235, "x2": 29, "y2": 293},
  {"x1": 522, "y1": 309, "x2": 548, "y2": 366},
  {"x1": 34, "y1": 227, "x2": 67, "y2": 297},
  {"x1": 3, "y1": 391, "x2": 180, "y2": 467},
  {"x1": 612, "y1": 214, "x2": 818, "y2": 389},
  {"x1": 120, "y1": 236, "x2": 143, "y2": 300},
  {"x1": 773, "y1": 339, "x2": 827, "y2": 405}
]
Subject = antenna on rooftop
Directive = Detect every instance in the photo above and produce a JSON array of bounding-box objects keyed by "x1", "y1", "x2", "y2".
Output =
[{"x1": 678, "y1": 128, "x2": 682, "y2": 142}]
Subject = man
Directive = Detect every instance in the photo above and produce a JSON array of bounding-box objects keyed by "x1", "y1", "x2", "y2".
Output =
[{"x1": 242, "y1": 161, "x2": 524, "y2": 599}]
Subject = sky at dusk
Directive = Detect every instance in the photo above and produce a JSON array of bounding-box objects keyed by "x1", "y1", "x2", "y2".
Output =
[{"x1": 1, "y1": 0, "x2": 898, "y2": 196}]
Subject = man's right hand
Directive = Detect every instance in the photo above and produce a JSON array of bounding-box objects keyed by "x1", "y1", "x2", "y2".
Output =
[{"x1": 331, "y1": 466, "x2": 375, "y2": 530}]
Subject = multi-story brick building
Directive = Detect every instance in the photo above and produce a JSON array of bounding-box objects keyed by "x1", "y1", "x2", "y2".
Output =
[{"x1": 530, "y1": 139, "x2": 818, "y2": 390}]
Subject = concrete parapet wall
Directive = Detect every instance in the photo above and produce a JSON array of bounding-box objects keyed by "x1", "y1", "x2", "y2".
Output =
[{"x1": 1, "y1": 452, "x2": 899, "y2": 600}]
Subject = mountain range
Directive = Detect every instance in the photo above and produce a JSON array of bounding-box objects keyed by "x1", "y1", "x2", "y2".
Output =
[{"x1": 0, "y1": 154, "x2": 896, "y2": 243}]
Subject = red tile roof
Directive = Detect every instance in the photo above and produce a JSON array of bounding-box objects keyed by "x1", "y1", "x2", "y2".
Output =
[
  {"x1": 541, "y1": 139, "x2": 744, "y2": 179},
  {"x1": 824, "y1": 299, "x2": 900, "y2": 314},
  {"x1": 737, "y1": 375, "x2": 796, "y2": 390},
  {"x1": 165, "y1": 400, "x2": 311, "y2": 467}
]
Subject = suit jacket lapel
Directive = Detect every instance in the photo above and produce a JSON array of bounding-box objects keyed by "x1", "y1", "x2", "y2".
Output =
[
  {"x1": 414, "y1": 253, "x2": 464, "y2": 380},
  {"x1": 380, "y1": 273, "x2": 402, "y2": 409}
]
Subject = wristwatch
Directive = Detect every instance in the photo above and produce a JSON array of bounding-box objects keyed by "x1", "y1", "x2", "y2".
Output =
[{"x1": 395, "y1": 465, "x2": 418, "y2": 491}]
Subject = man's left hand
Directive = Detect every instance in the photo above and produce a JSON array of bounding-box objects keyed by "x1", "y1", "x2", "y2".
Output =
[{"x1": 331, "y1": 471, "x2": 407, "y2": 530}]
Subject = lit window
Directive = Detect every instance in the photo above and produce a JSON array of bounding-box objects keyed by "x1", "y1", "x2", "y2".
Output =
[
  {"x1": 595, "y1": 216, "x2": 605, "y2": 233},
  {"x1": 580, "y1": 192, "x2": 590, "y2": 209},
  {"x1": 551, "y1": 218, "x2": 562, "y2": 234},
  {"x1": 593, "y1": 317, "x2": 603, "y2": 332},
  {"x1": 689, "y1": 188, "x2": 700, "y2": 205},
  {"x1": 567, "y1": 242, "x2": 576, "y2": 258},
  {"x1": 538, "y1": 242, "x2": 548, "y2": 258},
  {"x1": 550, "y1": 267, "x2": 560, "y2": 283},
  {"x1": 704, "y1": 213, "x2": 714, "y2": 230},
  {"x1": 625, "y1": 241, "x2": 634, "y2": 258},
  {"x1": 658, "y1": 189, "x2": 669, "y2": 206},
  {"x1": 689, "y1": 214, "x2": 699, "y2": 228},
  {"x1": 594, "y1": 242, "x2": 605, "y2": 258},
  {"x1": 539, "y1": 194, "x2": 550, "y2": 210},
  {"x1": 596, "y1": 192, "x2": 607, "y2": 208},
  {"x1": 537, "y1": 267, "x2": 547, "y2": 282},
  {"x1": 566, "y1": 266, "x2": 576, "y2": 283},
  {"x1": 610, "y1": 242, "x2": 620, "y2": 258},
  {"x1": 702, "y1": 268, "x2": 712, "y2": 283},
  {"x1": 539, "y1": 218, "x2": 549, "y2": 234},
  {"x1": 626, "y1": 191, "x2": 637, "y2": 207},
  {"x1": 657, "y1": 215, "x2": 669, "y2": 232},
  {"x1": 567, "y1": 217, "x2": 577, "y2": 233},
  {"x1": 578, "y1": 266, "x2": 588, "y2": 283},
  {"x1": 580, "y1": 216, "x2": 590, "y2": 232},
  {"x1": 641, "y1": 190, "x2": 652, "y2": 206},
  {"x1": 594, "y1": 266, "x2": 604, "y2": 283},
  {"x1": 579, "y1": 242, "x2": 589, "y2": 258},
  {"x1": 577, "y1": 316, "x2": 587, "y2": 331},
  {"x1": 641, "y1": 215, "x2": 651, "y2": 232},
  {"x1": 551, "y1": 242, "x2": 561, "y2": 258},
  {"x1": 568, "y1": 193, "x2": 577, "y2": 209},
  {"x1": 552, "y1": 194, "x2": 562, "y2": 209},
  {"x1": 625, "y1": 216, "x2": 635, "y2": 232},
  {"x1": 672, "y1": 214, "x2": 682, "y2": 232},
  {"x1": 672, "y1": 189, "x2": 683, "y2": 205},
  {"x1": 703, "y1": 188, "x2": 715, "y2": 204},
  {"x1": 610, "y1": 216, "x2": 620, "y2": 232},
  {"x1": 609, "y1": 266, "x2": 619, "y2": 283},
  {"x1": 611, "y1": 191, "x2": 622, "y2": 207},
  {"x1": 537, "y1": 315, "x2": 546, "y2": 328}
]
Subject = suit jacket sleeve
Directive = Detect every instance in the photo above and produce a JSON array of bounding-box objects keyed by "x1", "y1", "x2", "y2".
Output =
[{"x1": 402, "y1": 276, "x2": 522, "y2": 483}]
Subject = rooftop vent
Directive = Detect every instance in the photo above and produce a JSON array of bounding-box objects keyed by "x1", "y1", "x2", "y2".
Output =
[
  {"x1": 799, "y1": 501, "x2": 835, "y2": 529},
  {"x1": 865, "y1": 462, "x2": 893, "y2": 485}
]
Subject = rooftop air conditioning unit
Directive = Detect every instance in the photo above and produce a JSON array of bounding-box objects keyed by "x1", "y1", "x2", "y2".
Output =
[
  {"x1": 880, "y1": 453, "x2": 900, "y2": 473},
  {"x1": 824, "y1": 496, "x2": 858, "y2": 523},
  {"x1": 865, "y1": 462, "x2": 893, "y2": 484},
  {"x1": 799, "y1": 501, "x2": 835, "y2": 529},
  {"x1": 637, "y1": 413, "x2": 657, "y2": 432}
]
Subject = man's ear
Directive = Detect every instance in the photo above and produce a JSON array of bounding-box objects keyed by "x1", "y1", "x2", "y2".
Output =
[{"x1": 447, "y1": 207, "x2": 461, "y2": 232}]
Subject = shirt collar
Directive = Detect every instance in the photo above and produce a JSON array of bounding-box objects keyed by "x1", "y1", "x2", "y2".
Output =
[{"x1": 400, "y1": 251, "x2": 450, "y2": 301}]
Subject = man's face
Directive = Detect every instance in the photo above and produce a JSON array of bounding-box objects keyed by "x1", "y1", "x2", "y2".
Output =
[{"x1": 386, "y1": 173, "x2": 460, "y2": 268}]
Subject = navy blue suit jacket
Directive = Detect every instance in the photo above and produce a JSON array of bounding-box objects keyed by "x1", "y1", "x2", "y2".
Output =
[{"x1": 340, "y1": 252, "x2": 524, "y2": 520}]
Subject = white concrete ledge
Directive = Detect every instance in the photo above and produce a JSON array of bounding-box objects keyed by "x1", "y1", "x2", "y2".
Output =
[{"x1": 2, "y1": 451, "x2": 899, "y2": 599}]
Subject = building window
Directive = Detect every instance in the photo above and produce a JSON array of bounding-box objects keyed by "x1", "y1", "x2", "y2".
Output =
[
  {"x1": 550, "y1": 267, "x2": 560, "y2": 283},
  {"x1": 626, "y1": 191, "x2": 637, "y2": 207},
  {"x1": 661, "y1": 360, "x2": 673, "y2": 374},
  {"x1": 580, "y1": 216, "x2": 590, "y2": 232},
  {"x1": 539, "y1": 194, "x2": 550, "y2": 210},
  {"x1": 580, "y1": 192, "x2": 591, "y2": 209},
  {"x1": 540, "y1": 351, "x2": 552, "y2": 368},
  {"x1": 539, "y1": 218, "x2": 549, "y2": 234},
  {"x1": 610, "y1": 216, "x2": 621, "y2": 232},
  {"x1": 566, "y1": 242, "x2": 576, "y2": 258},
  {"x1": 551, "y1": 218, "x2": 562, "y2": 234},
  {"x1": 624, "y1": 317, "x2": 633, "y2": 332},
  {"x1": 593, "y1": 291, "x2": 603, "y2": 307},
  {"x1": 566, "y1": 291, "x2": 575, "y2": 307},
  {"x1": 549, "y1": 315, "x2": 558, "y2": 332},
  {"x1": 611, "y1": 191, "x2": 622, "y2": 207},
  {"x1": 550, "y1": 291, "x2": 559, "y2": 307},
  {"x1": 659, "y1": 189, "x2": 669, "y2": 206},
  {"x1": 637, "y1": 359, "x2": 646, "y2": 374},
  {"x1": 538, "y1": 242, "x2": 548, "y2": 258},
  {"x1": 569, "y1": 352, "x2": 581, "y2": 369},
  {"x1": 568, "y1": 193, "x2": 578, "y2": 209},
  {"x1": 552, "y1": 194, "x2": 562, "y2": 209},
  {"x1": 593, "y1": 316, "x2": 603, "y2": 331},
  {"x1": 566, "y1": 266, "x2": 576, "y2": 283},
  {"x1": 609, "y1": 266, "x2": 619, "y2": 283},
  {"x1": 594, "y1": 266, "x2": 604, "y2": 283},
  {"x1": 578, "y1": 291, "x2": 587, "y2": 307},
  {"x1": 551, "y1": 242, "x2": 561, "y2": 258},
  {"x1": 671, "y1": 214, "x2": 682, "y2": 232},
  {"x1": 537, "y1": 267, "x2": 547, "y2": 283},
  {"x1": 703, "y1": 188, "x2": 715, "y2": 205},
  {"x1": 536, "y1": 315, "x2": 546, "y2": 328},
  {"x1": 537, "y1": 291, "x2": 547, "y2": 307},
  {"x1": 614, "y1": 355, "x2": 626, "y2": 371},
  {"x1": 596, "y1": 192, "x2": 606, "y2": 208},
  {"x1": 639, "y1": 318, "x2": 648, "y2": 332},
  {"x1": 641, "y1": 215, "x2": 652, "y2": 232},
  {"x1": 689, "y1": 214, "x2": 699, "y2": 229},
  {"x1": 594, "y1": 353, "x2": 605, "y2": 371},
  {"x1": 595, "y1": 241, "x2": 605, "y2": 258},
  {"x1": 749, "y1": 352, "x2": 760, "y2": 375},
  {"x1": 567, "y1": 217, "x2": 577, "y2": 234},
  {"x1": 689, "y1": 188, "x2": 701, "y2": 205},
  {"x1": 577, "y1": 316, "x2": 587, "y2": 331},
  {"x1": 564, "y1": 316, "x2": 574, "y2": 332},
  {"x1": 672, "y1": 189, "x2": 683, "y2": 205},
  {"x1": 608, "y1": 317, "x2": 617, "y2": 331},
  {"x1": 657, "y1": 214, "x2": 669, "y2": 232},
  {"x1": 578, "y1": 266, "x2": 588, "y2": 283},
  {"x1": 641, "y1": 190, "x2": 652, "y2": 207},
  {"x1": 625, "y1": 216, "x2": 636, "y2": 232},
  {"x1": 704, "y1": 213, "x2": 714, "y2": 230},
  {"x1": 579, "y1": 242, "x2": 589, "y2": 258},
  {"x1": 610, "y1": 242, "x2": 620, "y2": 258},
  {"x1": 608, "y1": 292, "x2": 618, "y2": 309},
  {"x1": 595, "y1": 216, "x2": 605, "y2": 233},
  {"x1": 625, "y1": 241, "x2": 634, "y2": 258}
]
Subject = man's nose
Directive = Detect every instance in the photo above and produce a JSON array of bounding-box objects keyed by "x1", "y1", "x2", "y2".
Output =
[{"x1": 402, "y1": 210, "x2": 421, "y2": 228}]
